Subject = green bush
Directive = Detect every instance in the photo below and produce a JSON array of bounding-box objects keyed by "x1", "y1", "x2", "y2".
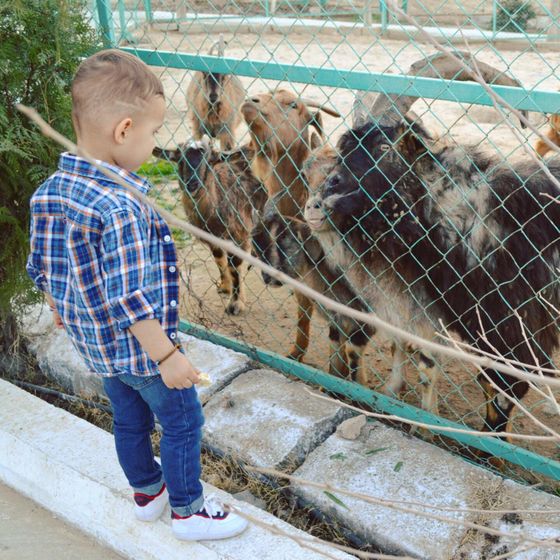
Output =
[
  {"x1": 495, "y1": 0, "x2": 536, "y2": 32},
  {"x1": 0, "y1": 0, "x2": 100, "y2": 316}
]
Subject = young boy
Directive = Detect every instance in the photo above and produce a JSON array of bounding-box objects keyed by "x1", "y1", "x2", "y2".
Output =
[{"x1": 26, "y1": 49, "x2": 247, "y2": 542}]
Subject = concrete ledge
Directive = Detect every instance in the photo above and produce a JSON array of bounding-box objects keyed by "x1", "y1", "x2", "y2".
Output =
[{"x1": 0, "y1": 379, "x2": 351, "y2": 560}]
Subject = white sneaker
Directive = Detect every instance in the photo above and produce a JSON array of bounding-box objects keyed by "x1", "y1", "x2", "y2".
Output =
[
  {"x1": 172, "y1": 494, "x2": 248, "y2": 541},
  {"x1": 134, "y1": 483, "x2": 168, "y2": 522}
]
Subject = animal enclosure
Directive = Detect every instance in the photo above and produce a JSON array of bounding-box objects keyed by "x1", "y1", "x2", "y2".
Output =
[{"x1": 92, "y1": 0, "x2": 560, "y2": 489}]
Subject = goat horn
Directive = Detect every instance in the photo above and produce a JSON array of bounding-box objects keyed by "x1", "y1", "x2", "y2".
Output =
[
  {"x1": 365, "y1": 51, "x2": 527, "y2": 128},
  {"x1": 299, "y1": 98, "x2": 341, "y2": 118}
]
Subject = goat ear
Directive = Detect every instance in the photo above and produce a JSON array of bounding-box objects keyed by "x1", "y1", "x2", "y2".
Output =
[
  {"x1": 153, "y1": 146, "x2": 181, "y2": 162},
  {"x1": 396, "y1": 124, "x2": 427, "y2": 162},
  {"x1": 309, "y1": 131, "x2": 322, "y2": 151},
  {"x1": 309, "y1": 111, "x2": 324, "y2": 139}
]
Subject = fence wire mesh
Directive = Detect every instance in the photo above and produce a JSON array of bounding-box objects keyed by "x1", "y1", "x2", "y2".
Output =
[{"x1": 90, "y1": 0, "x2": 560, "y2": 490}]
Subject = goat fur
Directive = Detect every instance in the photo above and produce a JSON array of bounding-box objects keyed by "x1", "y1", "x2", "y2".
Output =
[{"x1": 154, "y1": 140, "x2": 267, "y2": 315}]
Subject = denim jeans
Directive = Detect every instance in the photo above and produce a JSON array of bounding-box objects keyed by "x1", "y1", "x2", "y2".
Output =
[{"x1": 102, "y1": 373, "x2": 205, "y2": 516}]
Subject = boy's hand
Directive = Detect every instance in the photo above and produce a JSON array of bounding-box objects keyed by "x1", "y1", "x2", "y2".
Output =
[
  {"x1": 159, "y1": 350, "x2": 201, "y2": 389},
  {"x1": 45, "y1": 293, "x2": 64, "y2": 329},
  {"x1": 51, "y1": 307, "x2": 64, "y2": 329}
]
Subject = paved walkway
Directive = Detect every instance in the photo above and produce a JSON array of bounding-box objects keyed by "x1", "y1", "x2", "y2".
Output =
[{"x1": 0, "y1": 483, "x2": 124, "y2": 560}]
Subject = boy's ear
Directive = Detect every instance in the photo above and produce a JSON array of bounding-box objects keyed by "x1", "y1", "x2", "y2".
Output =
[{"x1": 114, "y1": 117, "x2": 132, "y2": 145}]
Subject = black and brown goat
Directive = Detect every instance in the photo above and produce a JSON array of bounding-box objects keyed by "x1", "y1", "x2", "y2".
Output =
[
  {"x1": 305, "y1": 52, "x2": 560, "y2": 438},
  {"x1": 186, "y1": 37, "x2": 246, "y2": 151},
  {"x1": 154, "y1": 137, "x2": 267, "y2": 315}
]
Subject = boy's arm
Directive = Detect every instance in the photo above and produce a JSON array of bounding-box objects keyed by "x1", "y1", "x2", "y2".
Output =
[
  {"x1": 100, "y1": 209, "x2": 199, "y2": 388},
  {"x1": 129, "y1": 319, "x2": 200, "y2": 389}
]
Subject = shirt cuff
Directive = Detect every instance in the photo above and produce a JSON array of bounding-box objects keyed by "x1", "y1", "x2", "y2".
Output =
[
  {"x1": 110, "y1": 288, "x2": 162, "y2": 330},
  {"x1": 26, "y1": 263, "x2": 48, "y2": 293}
]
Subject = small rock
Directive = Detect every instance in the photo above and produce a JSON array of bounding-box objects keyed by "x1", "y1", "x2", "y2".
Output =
[{"x1": 336, "y1": 415, "x2": 367, "y2": 440}]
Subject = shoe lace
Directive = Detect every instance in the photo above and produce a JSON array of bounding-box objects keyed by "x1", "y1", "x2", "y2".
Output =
[{"x1": 201, "y1": 494, "x2": 225, "y2": 518}]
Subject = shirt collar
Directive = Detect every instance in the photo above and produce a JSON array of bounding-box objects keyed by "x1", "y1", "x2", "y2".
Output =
[{"x1": 58, "y1": 152, "x2": 151, "y2": 194}]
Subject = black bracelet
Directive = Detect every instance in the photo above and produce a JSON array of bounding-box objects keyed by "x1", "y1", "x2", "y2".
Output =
[{"x1": 155, "y1": 343, "x2": 181, "y2": 366}]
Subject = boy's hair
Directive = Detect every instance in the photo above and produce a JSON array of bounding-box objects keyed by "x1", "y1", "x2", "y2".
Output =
[{"x1": 71, "y1": 49, "x2": 164, "y2": 132}]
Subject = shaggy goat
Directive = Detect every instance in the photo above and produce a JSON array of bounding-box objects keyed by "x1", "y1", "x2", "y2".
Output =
[
  {"x1": 154, "y1": 137, "x2": 267, "y2": 315},
  {"x1": 305, "y1": 52, "x2": 560, "y2": 437},
  {"x1": 186, "y1": 37, "x2": 246, "y2": 151}
]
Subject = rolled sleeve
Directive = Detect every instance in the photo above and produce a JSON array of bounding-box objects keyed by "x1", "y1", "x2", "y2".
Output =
[
  {"x1": 101, "y1": 210, "x2": 162, "y2": 330},
  {"x1": 27, "y1": 216, "x2": 48, "y2": 292},
  {"x1": 26, "y1": 254, "x2": 48, "y2": 292}
]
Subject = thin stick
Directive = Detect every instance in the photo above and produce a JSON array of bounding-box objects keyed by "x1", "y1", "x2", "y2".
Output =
[
  {"x1": 245, "y1": 465, "x2": 560, "y2": 516},
  {"x1": 16, "y1": 103, "x2": 560, "y2": 391}
]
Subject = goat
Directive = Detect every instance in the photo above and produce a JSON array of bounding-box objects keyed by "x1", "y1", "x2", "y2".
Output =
[
  {"x1": 240, "y1": 89, "x2": 341, "y2": 362},
  {"x1": 535, "y1": 112, "x2": 560, "y2": 158},
  {"x1": 240, "y1": 89, "x2": 340, "y2": 218},
  {"x1": 252, "y1": 193, "x2": 374, "y2": 383},
  {"x1": 305, "y1": 52, "x2": 560, "y2": 439},
  {"x1": 186, "y1": 36, "x2": 246, "y2": 151},
  {"x1": 153, "y1": 136, "x2": 267, "y2": 315}
]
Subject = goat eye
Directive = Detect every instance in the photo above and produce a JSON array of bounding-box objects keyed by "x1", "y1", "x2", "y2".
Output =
[
  {"x1": 289, "y1": 101, "x2": 299, "y2": 109},
  {"x1": 380, "y1": 144, "x2": 391, "y2": 152}
]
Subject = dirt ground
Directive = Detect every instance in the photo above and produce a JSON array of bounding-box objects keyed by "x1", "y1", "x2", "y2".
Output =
[{"x1": 130, "y1": 24, "x2": 560, "y2": 484}]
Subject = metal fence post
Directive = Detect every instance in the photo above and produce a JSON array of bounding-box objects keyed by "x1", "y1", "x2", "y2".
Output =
[{"x1": 95, "y1": 0, "x2": 116, "y2": 48}]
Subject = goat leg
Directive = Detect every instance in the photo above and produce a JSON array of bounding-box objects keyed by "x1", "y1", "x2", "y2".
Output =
[
  {"x1": 328, "y1": 325, "x2": 350, "y2": 378},
  {"x1": 382, "y1": 342, "x2": 407, "y2": 397},
  {"x1": 288, "y1": 292, "x2": 313, "y2": 362},
  {"x1": 211, "y1": 246, "x2": 233, "y2": 294},
  {"x1": 225, "y1": 253, "x2": 245, "y2": 315}
]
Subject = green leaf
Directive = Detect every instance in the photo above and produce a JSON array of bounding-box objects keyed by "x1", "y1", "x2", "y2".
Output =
[
  {"x1": 394, "y1": 461, "x2": 404, "y2": 472},
  {"x1": 329, "y1": 452, "x2": 347, "y2": 460},
  {"x1": 365, "y1": 446, "x2": 390, "y2": 456},
  {"x1": 323, "y1": 491, "x2": 349, "y2": 510}
]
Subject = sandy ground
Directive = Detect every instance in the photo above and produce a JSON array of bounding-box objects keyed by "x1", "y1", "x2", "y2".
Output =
[{"x1": 130, "y1": 25, "x2": 560, "y2": 483}]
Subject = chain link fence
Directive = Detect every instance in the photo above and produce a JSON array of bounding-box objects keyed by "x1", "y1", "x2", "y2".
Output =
[{"x1": 89, "y1": 0, "x2": 560, "y2": 490}]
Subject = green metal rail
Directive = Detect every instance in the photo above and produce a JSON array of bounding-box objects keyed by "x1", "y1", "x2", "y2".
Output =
[{"x1": 123, "y1": 47, "x2": 560, "y2": 114}]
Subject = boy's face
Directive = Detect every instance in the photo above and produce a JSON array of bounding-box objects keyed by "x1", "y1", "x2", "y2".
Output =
[{"x1": 115, "y1": 95, "x2": 166, "y2": 172}]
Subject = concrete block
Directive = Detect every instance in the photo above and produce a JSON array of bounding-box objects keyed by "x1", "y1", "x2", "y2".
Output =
[
  {"x1": 292, "y1": 421, "x2": 560, "y2": 560},
  {"x1": 202, "y1": 369, "x2": 352, "y2": 471},
  {"x1": 0, "y1": 379, "x2": 351, "y2": 560}
]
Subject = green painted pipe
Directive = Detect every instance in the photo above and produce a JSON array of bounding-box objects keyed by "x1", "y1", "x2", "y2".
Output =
[{"x1": 124, "y1": 47, "x2": 560, "y2": 114}]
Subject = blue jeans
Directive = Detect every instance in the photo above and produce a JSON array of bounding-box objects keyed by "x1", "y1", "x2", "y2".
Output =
[{"x1": 102, "y1": 374, "x2": 205, "y2": 516}]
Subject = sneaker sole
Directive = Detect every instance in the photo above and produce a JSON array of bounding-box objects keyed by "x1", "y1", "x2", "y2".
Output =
[{"x1": 173, "y1": 521, "x2": 248, "y2": 541}]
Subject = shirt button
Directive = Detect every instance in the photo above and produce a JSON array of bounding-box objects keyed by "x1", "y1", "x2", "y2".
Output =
[
  {"x1": 170, "y1": 300, "x2": 177, "y2": 307},
  {"x1": 163, "y1": 235, "x2": 171, "y2": 242},
  {"x1": 170, "y1": 332, "x2": 177, "y2": 340},
  {"x1": 169, "y1": 265, "x2": 176, "y2": 273}
]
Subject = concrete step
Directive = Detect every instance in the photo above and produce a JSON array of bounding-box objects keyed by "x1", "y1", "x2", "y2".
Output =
[{"x1": 0, "y1": 379, "x2": 350, "y2": 560}]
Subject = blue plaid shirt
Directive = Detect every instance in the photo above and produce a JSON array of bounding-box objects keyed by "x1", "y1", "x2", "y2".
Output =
[{"x1": 26, "y1": 153, "x2": 180, "y2": 376}]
